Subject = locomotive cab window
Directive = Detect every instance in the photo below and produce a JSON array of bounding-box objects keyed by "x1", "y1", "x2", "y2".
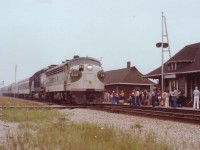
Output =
[{"x1": 79, "y1": 64, "x2": 84, "y2": 71}]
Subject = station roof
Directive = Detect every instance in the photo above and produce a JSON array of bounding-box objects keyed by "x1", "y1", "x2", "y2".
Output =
[
  {"x1": 105, "y1": 66, "x2": 154, "y2": 86},
  {"x1": 144, "y1": 42, "x2": 200, "y2": 78}
]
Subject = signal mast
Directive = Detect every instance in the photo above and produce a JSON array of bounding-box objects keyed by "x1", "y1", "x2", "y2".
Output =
[{"x1": 156, "y1": 12, "x2": 171, "y2": 94}]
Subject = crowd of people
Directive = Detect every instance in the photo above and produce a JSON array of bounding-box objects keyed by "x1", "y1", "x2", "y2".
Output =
[{"x1": 104, "y1": 86, "x2": 200, "y2": 110}]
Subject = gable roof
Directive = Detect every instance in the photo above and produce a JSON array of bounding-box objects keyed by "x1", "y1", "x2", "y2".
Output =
[
  {"x1": 105, "y1": 66, "x2": 154, "y2": 85},
  {"x1": 144, "y1": 42, "x2": 200, "y2": 78}
]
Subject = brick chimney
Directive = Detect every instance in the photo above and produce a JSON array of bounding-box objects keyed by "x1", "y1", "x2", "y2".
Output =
[{"x1": 127, "y1": 61, "x2": 131, "y2": 68}]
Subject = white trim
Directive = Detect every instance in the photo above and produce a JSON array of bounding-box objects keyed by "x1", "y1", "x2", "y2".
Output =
[
  {"x1": 185, "y1": 76, "x2": 187, "y2": 97},
  {"x1": 175, "y1": 63, "x2": 177, "y2": 70},
  {"x1": 144, "y1": 70, "x2": 200, "y2": 78},
  {"x1": 168, "y1": 60, "x2": 192, "y2": 63},
  {"x1": 143, "y1": 74, "x2": 161, "y2": 78},
  {"x1": 164, "y1": 74, "x2": 176, "y2": 79},
  {"x1": 176, "y1": 79, "x2": 178, "y2": 89},
  {"x1": 172, "y1": 70, "x2": 200, "y2": 74},
  {"x1": 169, "y1": 80, "x2": 172, "y2": 92},
  {"x1": 190, "y1": 77, "x2": 193, "y2": 97}
]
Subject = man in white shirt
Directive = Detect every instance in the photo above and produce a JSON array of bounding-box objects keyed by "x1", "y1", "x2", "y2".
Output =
[{"x1": 193, "y1": 86, "x2": 200, "y2": 109}]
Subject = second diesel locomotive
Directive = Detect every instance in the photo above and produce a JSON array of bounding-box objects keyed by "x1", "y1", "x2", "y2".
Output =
[{"x1": 1, "y1": 56, "x2": 105, "y2": 104}]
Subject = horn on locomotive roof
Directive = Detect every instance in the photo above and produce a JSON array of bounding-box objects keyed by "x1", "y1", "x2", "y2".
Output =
[{"x1": 73, "y1": 55, "x2": 79, "y2": 59}]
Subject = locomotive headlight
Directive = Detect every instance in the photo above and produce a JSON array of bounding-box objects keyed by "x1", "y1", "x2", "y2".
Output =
[
  {"x1": 87, "y1": 64, "x2": 93, "y2": 71},
  {"x1": 97, "y1": 70, "x2": 105, "y2": 82}
]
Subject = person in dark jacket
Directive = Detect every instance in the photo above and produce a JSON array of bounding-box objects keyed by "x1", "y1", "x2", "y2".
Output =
[{"x1": 151, "y1": 88, "x2": 157, "y2": 107}]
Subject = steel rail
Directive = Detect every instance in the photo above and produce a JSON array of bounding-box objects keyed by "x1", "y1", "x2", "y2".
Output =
[
  {"x1": 0, "y1": 105, "x2": 86, "y2": 110},
  {"x1": 87, "y1": 105, "x2": 200, "y2": 125}
]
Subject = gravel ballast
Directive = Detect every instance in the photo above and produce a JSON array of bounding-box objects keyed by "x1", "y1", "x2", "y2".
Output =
[
  {"x1": 0, "y1": 108, "x2": 199, "y2": 149},
  {"x1": 60, "y1": 108, "x2": 200, "y2": 150},
  {"x1": 0, "y1": 121, "x2": 18, "y2": 144}
]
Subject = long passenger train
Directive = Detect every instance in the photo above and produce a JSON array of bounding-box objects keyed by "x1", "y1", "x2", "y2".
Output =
[{"x1": 1, "y1": 56, "x2": 105, "y2": 104}]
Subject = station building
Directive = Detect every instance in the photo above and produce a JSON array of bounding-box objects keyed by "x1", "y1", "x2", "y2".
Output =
[
  {"x1": 104, "y1": 62, "x2": 154, "y2": 101},
  {"x1": 144, "y1": 42, "x2": 200, "y2": 99}
]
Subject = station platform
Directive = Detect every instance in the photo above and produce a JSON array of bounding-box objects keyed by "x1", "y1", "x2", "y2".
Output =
[{"x1": 103, "y1": 102, "x2": 199, "y2": 111}]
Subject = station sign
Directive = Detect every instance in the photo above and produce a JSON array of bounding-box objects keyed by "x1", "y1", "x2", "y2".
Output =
[{"x1": 164, "y1": 74, "x2": 176, "y2": 79}]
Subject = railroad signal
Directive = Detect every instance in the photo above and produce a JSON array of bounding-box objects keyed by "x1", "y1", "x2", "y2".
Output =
[
  {"x1": 156, "y1": 12, "x2": 171, "y2": 103},
  {"x1": 156, "y1": 42, "x2": 169, "y2": 48},
  {"x1": 163, "y1": 43, "x2": 169, "y2": 48},
  {"x1": 156, "y1": 42, "x2": 162, "y2": 48}
]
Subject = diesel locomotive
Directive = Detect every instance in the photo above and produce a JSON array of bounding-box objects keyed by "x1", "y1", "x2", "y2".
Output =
[{"x1": 1, "y1": 56, "x2": 105, "y2": 104}]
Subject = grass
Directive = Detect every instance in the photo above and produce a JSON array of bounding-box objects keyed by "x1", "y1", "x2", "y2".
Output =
[
  {"x1": 0, "y1": 108, "x2": 173, "y2": 150},
  {"x1": 0, "y1": 96, "x2": 44, "y2": 106},
  {"x1": 0, "y1": 97, "x2": 173, "y2": 149},
  {"x1": 0, "y1": 108, "x2": 59, "y2": 122}
]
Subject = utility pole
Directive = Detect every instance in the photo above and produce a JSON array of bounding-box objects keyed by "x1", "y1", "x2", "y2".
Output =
[
  {"x1": 0, "y1": 81, "x2": 4, "y2": 96},
  {"x1": 14, "y1": 64, "x2": 17, "y2": 98}
]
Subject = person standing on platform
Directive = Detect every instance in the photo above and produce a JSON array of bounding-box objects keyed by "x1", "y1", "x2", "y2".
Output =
[
  {"x1": 135, "y1": 89, "x2": 140, "y2": 106},
  {"x1": 151, "y1": 88, "x2": 157, "y2": 107},
  {"x1": 119, "y1": 90, "x2": 125, "y2": 104},
  {"x1": 143, "y1": 90, "x2": 148, "y2": 105},
  {"x1": 131, "y1": 89, "x2": 136, "y2": 106},
  {"x1": 128, "y1": 94, "x2": 132, "y2": 106},
  {"x1": 193, "y1": 86, "x2": 200, "y2": 109},
  {"x1": 111, "y1": 91, "x2": 117, "y2": 104},
  {"x1": 104, "y1": 91, "x2": 110, "y2": 102},
  {"x1": 171, "y1": 88, "x2": 178, "y2": 109},
  {"x1": 162, "y1": 90, "x2": 169, "y2": 108},
  {"x1": 157, "y1": 88, "x2": 162, "y2": 106}
]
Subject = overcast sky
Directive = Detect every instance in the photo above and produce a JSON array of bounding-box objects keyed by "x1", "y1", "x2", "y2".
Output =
[{"x1": 0, "y1": 0, "x2": 200, "y2": 85}]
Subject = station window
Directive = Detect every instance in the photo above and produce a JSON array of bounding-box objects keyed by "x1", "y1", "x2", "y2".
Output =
[
  {"x1": 168, "y1": 64, "x2": 171, "y2": 71},
  {"x1": 174, "y1": 63, "x2": 177, "y2": 70},
  {"x1": 168, "y1": 62, "x2": 177, "y2": 71},
  {"x1": 171, "y1": 63, "x2": 174, "y2": 71}
]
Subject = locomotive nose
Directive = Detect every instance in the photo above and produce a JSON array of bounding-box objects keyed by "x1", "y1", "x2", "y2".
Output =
[{"x1": 85, "y1": 73, "x2": 96, "y2": 88}]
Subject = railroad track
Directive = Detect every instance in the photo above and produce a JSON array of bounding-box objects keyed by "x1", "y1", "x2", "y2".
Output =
[
  {"x1": 2, "y1": 97, "x2": 200, "y2": 124},
  {"x1": 0, "y1": 105, "x2": 86, "y2": 110},
  {"x1": 87, "y1": 104, "x2": 200, "y2": 125}
]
